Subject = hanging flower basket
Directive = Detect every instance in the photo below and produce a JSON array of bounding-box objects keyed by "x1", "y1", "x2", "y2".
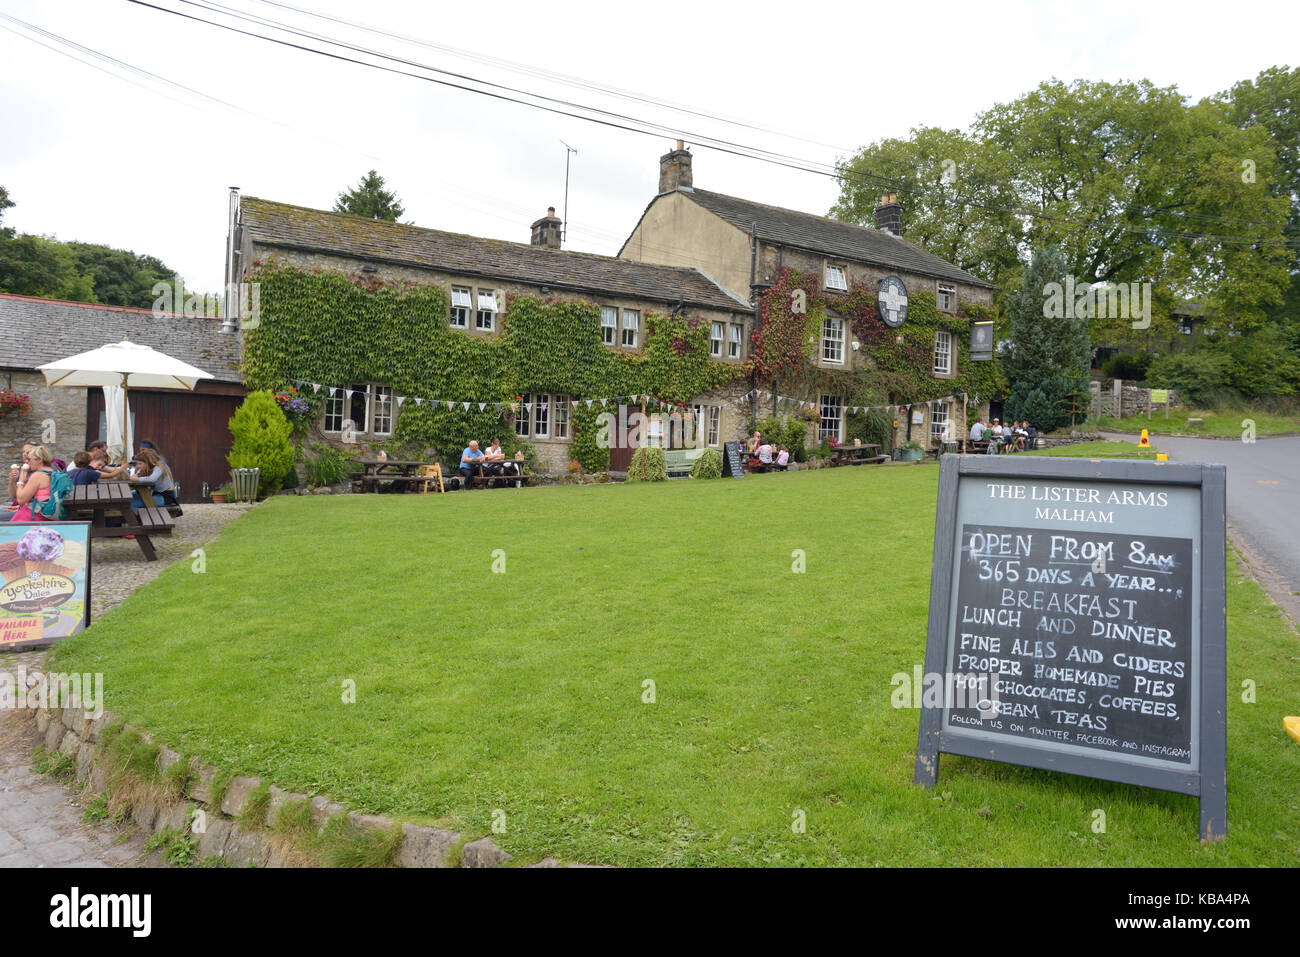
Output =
[{"x1": 0, "y1": 387, "x2": 32, "y2": 419}]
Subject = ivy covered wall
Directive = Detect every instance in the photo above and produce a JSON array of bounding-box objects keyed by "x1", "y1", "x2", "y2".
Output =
[{"x1": 240, "y1": 261, "x2": 746, "y2": 470}]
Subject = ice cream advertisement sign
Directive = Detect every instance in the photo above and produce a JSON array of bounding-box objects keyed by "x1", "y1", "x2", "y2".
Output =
[{"x1": 0, "y1": 523, "x2": 92, "y2": 651}]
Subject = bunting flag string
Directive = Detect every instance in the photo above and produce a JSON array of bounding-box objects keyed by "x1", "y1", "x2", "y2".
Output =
[{"x1": 287, "y1": 379, "x2": 965, "y2": 422}]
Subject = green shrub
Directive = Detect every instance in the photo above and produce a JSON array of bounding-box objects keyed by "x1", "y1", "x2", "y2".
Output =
[
  {"x1": 1146, "y1": 351, "x2": 1233, "y2": 406},
  {"x1": 690, "y1": 447, "x2": 723, "y2": 479},
  {"x1": 1101, "y1": 353, "x2": 1153, "y2": 381},
  {"x1": 305, "y1": 444, "x2": 352, "y2": 487},
  {"x1": 227, "y1": 390, "x2": 294, "y2": 498},
  {"x1": 626, "y1": 447, "x2": 667, "y2": 482}
]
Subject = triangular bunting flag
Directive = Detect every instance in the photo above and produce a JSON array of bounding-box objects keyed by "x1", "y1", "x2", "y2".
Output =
[
  {"x1": 478, "y1": 402, "x2": 486, "y2": 411},
  {"x1": 414, "y1": 397, "x2": 423, "y2": 406},
  {"x1": 570, "y1": 400, "x2": 579, "y2": 409},
  {"x1": 461, "y1": 402, "x2": 470, "y2": 411},
  {"x1": 312, "y1": 383, "x2": 321, "y2": 394},
  {"x1": 395, "y1": 396, "x2": 405, "y2": 409},
  {"x1": 585, "y1": 399, "x2": 593, "y2": 408},
  {"x1": 446, "y1": 401, "x2": 454, "y2": 410},
  {"x1": 524, "y1": 403, "x2": 532, "y2": 413}
]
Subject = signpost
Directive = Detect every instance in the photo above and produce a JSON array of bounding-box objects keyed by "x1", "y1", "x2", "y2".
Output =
[
  {"x1": 914, "y1": 456, "x2": 1227, "y2": 841},
  {"x1": 0, "y1": 522, "x2": 93, "y2": 652},
  {"x1": 722, "y1": 441, "x2": 745, "y2": 479}
]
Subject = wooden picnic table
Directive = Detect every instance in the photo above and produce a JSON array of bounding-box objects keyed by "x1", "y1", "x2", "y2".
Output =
[
  {"x1": 829, "y1": 444, "x2": 884, "y2": 466},
  {"x1": 65, "y1": 481, "x2": 174, "y2": 562},
  {"x1": 357, "y1": 459, "x2": 434, "y2": 493}
]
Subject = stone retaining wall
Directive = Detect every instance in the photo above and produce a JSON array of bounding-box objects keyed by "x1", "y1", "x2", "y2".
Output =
[{"x1": 30, "y1": 701, "x2": 570, "y2": 869}]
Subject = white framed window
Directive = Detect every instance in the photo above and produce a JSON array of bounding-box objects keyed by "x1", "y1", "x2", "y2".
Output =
[
  {"x1": 931, "y1": 400, "x2": 951, "y2": 444},
  {"x1": 622, "y1": 309, "x2": 639, "y2": 348},
  {"x1": 372, "y1": 385, "x2": 394, "y2": 435},
  {"x1": 822, "y1": 317, "x2": 844, "y2": 364},
  {"x1": 534, "y1": 394, "x2": 550, "y2": 438},
  {"x1": 647, "y1": 415, "x2": 664, "y2": 447},
  {"x1": 515, "y1": 394, "x2": 531, "y2": 437},
  {"x1": 323, "y1": 389, "x2": 344, "y2": 432},
  {"x1": 825, "y1": 264, "x2": 848, "y2": 291},
  {"x1": 710, "y1": 322, "x2": 723, "y2": 357},
  {"x1": 707, "y1": 406, "x2": 720, "y2": 447},
  {"x1": 933, "y1": 329, "x2": 952, "y2": 375},
  {"x1": 938, "y1": 284, "x2": 956, "y2": 312},
  {"x1": 450, "y1": 286, "x2": 471, "y2": 328},
  {"x1": 729, "y1": 323, "x2": 743, "y2": 359},
  {"x1": 819, "y1": 395, "x2": 842, "y2": 442},
  {"x1": 476, "y1": 289, "x2": 497, "y2": 331},
  {"x1": 347, "y1": 383, "x2": 369, "y2": 435},
  {"x1": 554, "y1": 396, "x2": 570, "y2": 439},
  {"x1": 601, "y1": 306, "x2": 618, "y2": 345}
]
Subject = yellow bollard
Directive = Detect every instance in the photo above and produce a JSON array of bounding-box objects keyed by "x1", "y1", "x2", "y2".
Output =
[
  {"x1": 1138, "y1": 428, "x2": 1151, "y2": 448},
  {"x1": 1156, "y1": 453, "x2": 1168, "y2": 461}
]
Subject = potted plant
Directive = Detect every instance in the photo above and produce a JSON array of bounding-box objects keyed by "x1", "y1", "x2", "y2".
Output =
[
  {"x1": 897, "y1": 440, "x2": 925, "y2": 462},
  {"x1": 210, "y1": 485, "x2": 232, "y2": 504}
]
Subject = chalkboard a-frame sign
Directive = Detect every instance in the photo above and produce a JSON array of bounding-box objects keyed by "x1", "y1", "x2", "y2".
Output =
[{"x1": 914, "y1": 456, "x2": 1227, "y2": 841}]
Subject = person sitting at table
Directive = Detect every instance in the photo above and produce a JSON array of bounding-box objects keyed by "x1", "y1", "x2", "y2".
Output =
[
  {"x1": 774, "y1": 445, "x2": 790, "y2": 471},
  {"x1": 757, "y1": 440, "x2": 774, "y2": 469},
  {"x1": 969, "y1": 418, "x2": 987, "y2": 443},
  {"x1": 88, "y1": 440, "x2": 129, "y2": 480},
  {"x1": 67, "y1": 451, "x2": 100, "y2": 486},
  {"x1": 6, "y1": 445, "x2": 53, "y2": 522},
  {"x1": 746, "y1": 431, "x2": 761, "y2": 456},
  {"x1": 8, "y1": 439, "x2": 37, "y2": 502},
  {"x1": 459, "y1": 441, "x2": 485, "y2": 483},
  {"x1": 130, "y1": 448, "x2": 179, "y2": 510},
  {"x1": 481, "y1": 438, "x2": 506, "y2": 476}
]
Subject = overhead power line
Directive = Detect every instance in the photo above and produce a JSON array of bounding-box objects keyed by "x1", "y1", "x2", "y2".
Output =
[{"x1": 122, "y1": 0, "x2": 1299, "y2": 250}]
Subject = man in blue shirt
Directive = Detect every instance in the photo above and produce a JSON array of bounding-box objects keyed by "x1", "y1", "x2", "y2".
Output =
[{"x1": 459, "y1": 441, "x2": 484, "y2": 485}]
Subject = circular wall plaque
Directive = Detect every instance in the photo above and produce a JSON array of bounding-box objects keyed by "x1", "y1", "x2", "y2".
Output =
[{"x1": 878, "y1": 275, "x2": 909, "y2": 328}]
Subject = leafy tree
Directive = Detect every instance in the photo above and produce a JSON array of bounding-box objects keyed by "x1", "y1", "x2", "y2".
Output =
[
  {"x1": 832, "y1": 79, "x2": 1293, "y2": 339},
  {"x1": 832, "y1": 127, "x2": 1023, "y2": 284},
  {"x1": 334, "y1": 170, "x2": 405, "y2": 222},
  {"x1": 65, "y1": 242, "x2": 177, "y2": 308},
  {"x1": 1002, "y1": 247, "x2": 1092, "y2": 430},
  {"x1": 227, "y1": 390, "x2": 294, "y2": 498},
  {"x1": 0, "y1": 233, "x2": 96, "y2": 302},
  {"x1": 0, "y1": 186, "x2": 13, "y2": 240}
]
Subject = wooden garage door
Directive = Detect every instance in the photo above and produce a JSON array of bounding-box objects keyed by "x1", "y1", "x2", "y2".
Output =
[{"x1": 85, "y1": 386, "x2": 244, "y2": 503}]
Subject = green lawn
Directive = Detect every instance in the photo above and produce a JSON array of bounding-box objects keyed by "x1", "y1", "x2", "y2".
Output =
[
  {"x1": 49, "y1": 467, "x2": 1300, "y2": 866},
  {"x1": 1023, "y1": 441, "x2": 1160, "y2": 459},
  {"x1": 1097, "y1": 406, "x2": 1300, "y2": 437}
]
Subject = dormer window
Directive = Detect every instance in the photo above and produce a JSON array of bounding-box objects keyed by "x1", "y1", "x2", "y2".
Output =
[{"x1": 825, "y1": 264, "x2": 848, "y2": 291}]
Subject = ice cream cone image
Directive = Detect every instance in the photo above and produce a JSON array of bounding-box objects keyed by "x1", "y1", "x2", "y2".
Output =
[{"x1": 30, "y1": 560, "x2": 74, "y2": 578}]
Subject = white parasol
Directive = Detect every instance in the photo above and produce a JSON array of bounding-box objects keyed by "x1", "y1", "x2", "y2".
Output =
[{"x1": 36, "y1": 341, "x2": 215, "y2": 461}]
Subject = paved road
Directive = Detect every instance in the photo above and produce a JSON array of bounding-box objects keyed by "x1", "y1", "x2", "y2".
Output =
[{"x1": 1145, "y1": 435, "x2": 1299, "y2": 617}]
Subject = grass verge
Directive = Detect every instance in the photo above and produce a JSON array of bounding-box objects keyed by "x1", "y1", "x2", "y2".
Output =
[{"x1": 49, "y1": 466, "x2": 1300, "y2": 866}]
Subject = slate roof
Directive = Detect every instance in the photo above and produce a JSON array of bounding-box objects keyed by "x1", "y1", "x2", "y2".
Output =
[
  {"x1": 657, "y1": 188, "x2": 993, "y2": 289},
  {"x1": 240, "y1": 198, "x2": 753, "y2": 312},
  {"x1": 0, "y1": 293, "x2": 242, "y2": 382}
]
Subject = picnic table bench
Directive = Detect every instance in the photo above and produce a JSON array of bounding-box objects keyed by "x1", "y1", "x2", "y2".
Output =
[
  {"x1": 65, "y1": 481, "x2": 174, "y2": 562},
  {"x1": 830, "y1": 444, "x2": 886, "y2": 466}
]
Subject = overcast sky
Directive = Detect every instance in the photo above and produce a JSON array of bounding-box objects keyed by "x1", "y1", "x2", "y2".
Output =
[{"x1": 2, "y1": 0, "x2": 1298, "y2": 293}]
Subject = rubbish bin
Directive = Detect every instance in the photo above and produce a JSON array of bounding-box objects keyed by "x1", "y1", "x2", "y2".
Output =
[{"x1": 231, "y1": 468, "x2": 260, "y2": 503}]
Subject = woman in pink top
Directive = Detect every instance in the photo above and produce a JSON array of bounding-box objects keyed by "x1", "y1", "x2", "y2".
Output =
[{"x1": 6, "y1": 446, "x2": 52, "y2": 522}]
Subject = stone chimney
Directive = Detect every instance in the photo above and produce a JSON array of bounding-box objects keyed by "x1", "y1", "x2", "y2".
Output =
[
  {"x1": 875, "y1": 193, "x2": 902, "y2": 236},
  {"x1": 530, "y1": 207, "x2": 562, "y2": 249},
  {"x1": 658, "y1": 140, "x2": 693, "y2": 194}
]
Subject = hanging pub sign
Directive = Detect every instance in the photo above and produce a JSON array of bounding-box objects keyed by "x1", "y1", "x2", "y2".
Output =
[
  {"x1": 913, "y1": 456, "x2": 1227, "y2": 841},
  {"x1": 970, "y1": 320, "x2": 994, "y2": 361},
  {"x1": 878, "y1": 275, "x2": 909, "y2": 328},
  {"x1": 0, "y1": 522, "x2": 93, "y2": 652}
]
